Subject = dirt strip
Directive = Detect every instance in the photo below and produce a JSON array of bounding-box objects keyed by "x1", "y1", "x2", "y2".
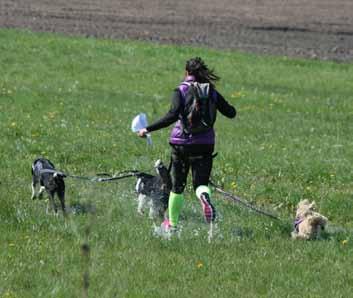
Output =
[{"x1": 1, "y1": 0, "x2": 352, "y2": 62}]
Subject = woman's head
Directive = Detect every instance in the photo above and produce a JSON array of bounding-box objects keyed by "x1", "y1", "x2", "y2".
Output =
[{"x1": 185, "y1": 57, "x2": 220, "y2": 85}]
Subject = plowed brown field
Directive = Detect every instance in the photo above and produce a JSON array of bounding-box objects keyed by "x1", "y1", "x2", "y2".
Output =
[{"x1": 1, "y1": 0, "x2": 352, "y2": 62}]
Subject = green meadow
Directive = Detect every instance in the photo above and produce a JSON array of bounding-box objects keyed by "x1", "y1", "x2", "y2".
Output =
[{"x1": 1, "y1": 29, "x2": 352, "y2": 297}]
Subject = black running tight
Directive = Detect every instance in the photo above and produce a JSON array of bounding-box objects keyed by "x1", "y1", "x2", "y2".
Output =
[{"x1": 169, "y1": 144, "x2": 214, "y2": 193}]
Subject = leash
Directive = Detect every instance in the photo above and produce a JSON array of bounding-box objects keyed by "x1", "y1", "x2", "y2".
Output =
[
  {"x1": 41, "y1": 167, "x2": 277, "y2": 220},
  {"x1": 94, "y1": 170, "x2": 154, "y2": 182},
  {"x1": 39, "y1": 169, "x2": 101, "y2": 181},
  {"x1": 209, "y1": 180, "x2": 279, "y2": 220},
  {"x1": 39, "y1": 169, "x2": 153, "y2": 182}
]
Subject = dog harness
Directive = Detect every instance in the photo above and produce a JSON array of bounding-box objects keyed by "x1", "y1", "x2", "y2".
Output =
[{"x1": 294, "y1": 216, "x2": 304, "y2": 232}]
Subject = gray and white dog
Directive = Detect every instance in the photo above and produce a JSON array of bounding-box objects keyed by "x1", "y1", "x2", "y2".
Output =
[
  {"x1": 136, "y1": 160, "x2": 171, "y2": 220},
  {"x1": 31, "y1": 158, "x2": 66, "y2": 215}
]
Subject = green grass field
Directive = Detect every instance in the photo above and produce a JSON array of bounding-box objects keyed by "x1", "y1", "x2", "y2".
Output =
[{"x1": 1, "y1": 29, "x2": 352, "y2": 297}]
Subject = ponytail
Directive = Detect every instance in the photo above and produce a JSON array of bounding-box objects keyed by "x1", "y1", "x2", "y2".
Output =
[{"x1": 185, "y1": 57, "x2": 220, "y2": 86}]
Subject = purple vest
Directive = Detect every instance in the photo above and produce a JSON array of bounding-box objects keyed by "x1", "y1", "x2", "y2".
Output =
[{"x1": 169, "y1": 76, "x2": 216, "y2": 145}]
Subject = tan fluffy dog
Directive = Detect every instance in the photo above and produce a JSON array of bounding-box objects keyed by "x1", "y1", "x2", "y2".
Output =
[{"x1": 291, "y1": 199, "x2": 328, "y2": 240}]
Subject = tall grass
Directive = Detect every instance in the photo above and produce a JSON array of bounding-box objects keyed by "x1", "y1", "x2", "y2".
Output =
[{"x1": 0, "y1": 29, "x2": 352, "y2": 297}]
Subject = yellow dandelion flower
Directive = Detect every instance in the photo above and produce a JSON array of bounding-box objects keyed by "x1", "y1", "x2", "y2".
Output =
[
  {"x1": 196, "y1": 261, "x2": 203, "y2": 268},
  {"x1": 231, "y1": 91, "x2": 244, "y2": 98},
  {"x1": 342, "y1": 239, "x2": 348, "y2": 245}
]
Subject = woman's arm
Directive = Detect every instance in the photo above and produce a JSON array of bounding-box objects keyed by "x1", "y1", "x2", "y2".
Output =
[
  {"x1": 145, "y1": 90, "x2": 182, "y2": 132},
  {"x1": 215, "y1": 90, "x2": 236, "y2": 118}
]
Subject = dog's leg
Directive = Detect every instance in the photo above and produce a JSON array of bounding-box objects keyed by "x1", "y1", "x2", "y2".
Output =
[
  {"x1": 31, "y1": 181, "x2": 37, "y2": 200},
  {"x1": 47, "y1": 192, "x2": 58, "y2": 215},
  {"x1": 137, "y1": 194, "x2": 147, "y2": 215},
  {"x1": 149, "y1": 199, "x2": 159, "y2": 220},
  {"x1": 58, "y1": 191, "x2": 66, "y2": 217},
  {"x1": 46, "y1": 198, "x2": 51, "y2": 214},
  {"x1": 292, "y1": 228, "x2": 310, "y2": 240},
  {"x1": 291, "y1": 231, "x2": 300, "y2": 239},
  {"x1": 149, "y1": 197, "x2": 165, "y2": 221},
  {"x1": 38, "y1": 186, "x2": 45, "y2": 199}
]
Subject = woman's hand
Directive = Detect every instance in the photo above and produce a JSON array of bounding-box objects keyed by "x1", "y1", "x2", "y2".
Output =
[{"x1": 138, "y1": 128, "x2": 148, "y2": 137}]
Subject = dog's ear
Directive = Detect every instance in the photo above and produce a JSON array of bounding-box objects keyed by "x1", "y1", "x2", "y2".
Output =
[
  {"x1": 154, "y1": 159, "x2": 163, "y2": 168},
  {"x1": 309, "y1": 201, "x2": 316, "y2": 210},
  {"x1": 297, "y1": 199, "x2": 309, "y2": 208},
  {"x1": 302, "y1": 199, "x2": 310, "y2": 205}
]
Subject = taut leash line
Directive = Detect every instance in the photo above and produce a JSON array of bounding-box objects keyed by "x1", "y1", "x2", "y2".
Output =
[
  {"x1": 39, "y1": 169, "x2": 152, "y2": 183},
  {"x1": 209, "y1": 180, "x2": 279, "y2": 220}
]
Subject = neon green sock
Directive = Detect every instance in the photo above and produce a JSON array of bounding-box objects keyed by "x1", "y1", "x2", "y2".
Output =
[{"x1": 168, "y1": 192, "x2": 184, "y2": 227}]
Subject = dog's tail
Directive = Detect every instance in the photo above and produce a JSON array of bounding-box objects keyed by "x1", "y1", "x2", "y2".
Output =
[
  {"x1": 53, "y1": 172, "x2": 66, "y2": 179},
  {"x1": 39, "y1": 169, "x2": 67, "y2": 178},
  {"x1": 308, "y1": 215, "x2": 328, "y2": 226}
]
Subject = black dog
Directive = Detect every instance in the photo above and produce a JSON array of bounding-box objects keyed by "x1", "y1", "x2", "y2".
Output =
[
  {"x1": 136, "y1": 160, "x2": 171, "y2": 220},
  {"x1": 31, "y1": 158, "x2": 66, "y2": 215}
]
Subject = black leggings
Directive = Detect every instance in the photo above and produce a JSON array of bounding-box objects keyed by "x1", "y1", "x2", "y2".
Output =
[{"x1": 170, "y1": 144, "x2": 214, "y2": 193}]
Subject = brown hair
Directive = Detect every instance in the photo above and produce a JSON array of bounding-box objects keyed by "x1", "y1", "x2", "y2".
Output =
[{"x1": 185, "y1": 57, "x2": 220, "y2": 86}]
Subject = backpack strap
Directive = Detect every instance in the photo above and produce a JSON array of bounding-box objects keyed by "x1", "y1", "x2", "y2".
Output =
[
  {"x1": 178, "y1": 81, "x2": 218, "y2": 106},
  {"x1": 178, "y1": 81, "x2": 192, "y2": 99},
  {"x1": 194, "y1": 83, "x2": 210, "y2": 99}
]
